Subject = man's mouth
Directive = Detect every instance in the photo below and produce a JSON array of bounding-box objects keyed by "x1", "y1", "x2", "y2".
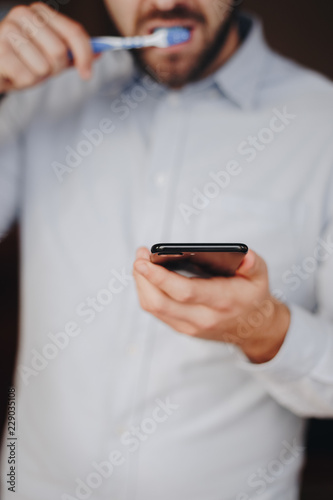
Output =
[
  {"x1": 146, "y1": 22, "x2": 195, "y2": 36},
  {"x1": 144, "y1": 21, "x2": 196, "y2": 51}
]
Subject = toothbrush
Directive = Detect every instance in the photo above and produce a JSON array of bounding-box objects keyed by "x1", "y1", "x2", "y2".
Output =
[{"x1": 90, "y1": 27, "x2": 191, "y2": 54}]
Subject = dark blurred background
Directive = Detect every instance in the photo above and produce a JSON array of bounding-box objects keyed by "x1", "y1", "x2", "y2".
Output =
[{"x1": 0, "y1": 1, "x2": 332, "y2": 498}]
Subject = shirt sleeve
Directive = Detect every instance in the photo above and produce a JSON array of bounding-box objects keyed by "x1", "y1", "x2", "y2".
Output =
[
  {"x1": 0, "y1": 94, "x2": 24, "y2": 241},
  {"x1": 237, "y1": 211, "x2": 333, "y2": 418}
]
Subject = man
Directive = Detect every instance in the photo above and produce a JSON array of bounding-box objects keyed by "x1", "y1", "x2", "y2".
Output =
[{"x1": 0, "y1": 1, "x2": 332, "y2": 499}]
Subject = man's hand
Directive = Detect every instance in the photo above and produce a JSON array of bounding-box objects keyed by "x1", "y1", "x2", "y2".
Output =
[
  {"x1": 133, "y1": 247, "x2": 291, "y2": 364},
  {"x1": 0, "y1": 2, "x2": 94, "y2": 93}
]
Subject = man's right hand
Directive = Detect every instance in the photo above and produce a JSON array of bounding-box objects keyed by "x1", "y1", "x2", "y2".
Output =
[{"x1": 0, "y1": 2, "x2": 94, "y2": 93}]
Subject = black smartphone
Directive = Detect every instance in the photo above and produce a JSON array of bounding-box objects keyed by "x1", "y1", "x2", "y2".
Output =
[{"x1": 150, "y1": 243, "x2": 248, "y2": 278}]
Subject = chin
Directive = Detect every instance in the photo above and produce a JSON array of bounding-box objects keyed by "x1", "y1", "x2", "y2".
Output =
[{"x1": 140, "y1": 53, "x2": 200, "y2": 88}]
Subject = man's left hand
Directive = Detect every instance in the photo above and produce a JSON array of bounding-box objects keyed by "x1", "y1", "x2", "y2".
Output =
[{"x1": 133, "y1": 247, "x2": 290, "y2": 364}]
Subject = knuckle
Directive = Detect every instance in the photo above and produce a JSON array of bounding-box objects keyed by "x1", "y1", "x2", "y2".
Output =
[
  {"x1": 140, "y1": 301, "x2": 149, "y2": 312},
  {"x1": 191, "y1": 327, "x2": 200, "y2": 336},
  {"x1": 150, "y1": 296, "x2": 165, "y2": 315},
  {"x1": 204, "y1": 314, "x2": 218, "y2": 331},
  {"x1": 70, "y1": 22, "x2": 85, "y2": 38},
  {"x1": 195, "y1": 316, "x2": 208, "y2": 331},
  {"x1": 152, "y1": 270, "x2": 164, "y2": 287},
  {"x1": 36, "y1": 61, "x2": 51, "y2": 77},
  {"x1": 182, "y1": 324, "x2": 198, "y2": 336},
  {"x1": 8, "y1": 5, "x2": 29, "y2": 19},
  {"x1": 138, "y1": 297, "x2": 150, "y2": 312},
  {"x1": 216, "y1": 299, "x2": 232, "y2": 312},
  {"x1": 191, "y1": 310, "x2": 219, "y2": 332},
  {"x1": 31, "y1": 2, "x2": 54, "y2": 19},
  {"x1": 31, "y1": 2, "x2": 50, "y2": 11},
  {"x1": 49, "y1": 44, "x2": 67, "y2": 64},
  {"x1": 18, "y1": 73, "x2": 35, "y2": 88},
  {"x1": 0, "y1": 21, "x2": 18, "y2": 38},
  {"x1": 176, "y1": 285, "x2": 194, "y2": 304}
]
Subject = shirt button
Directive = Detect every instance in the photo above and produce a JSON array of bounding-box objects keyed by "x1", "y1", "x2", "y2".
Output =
[
  {"x1": 127, "y1": 343, "x2": 138, "y2": 355},
  {"x1": 116, "y1": 425, "x2": 127, "y2": 435},
  {"x1": 168, "y1": 92, "x2": 180, "y2": 107},
  {"x1": 155, "y1": 173, "x2": 167, "y2": 187}
]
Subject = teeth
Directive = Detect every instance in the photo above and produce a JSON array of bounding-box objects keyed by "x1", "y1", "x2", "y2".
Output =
[{"x1": 153, "y1": 26, "x2": 183, "y2": 33}]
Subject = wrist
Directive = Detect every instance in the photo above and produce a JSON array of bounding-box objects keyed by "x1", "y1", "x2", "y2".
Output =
[{"x1": 241, "y1": 300, "x2": 291, "y2": 364}]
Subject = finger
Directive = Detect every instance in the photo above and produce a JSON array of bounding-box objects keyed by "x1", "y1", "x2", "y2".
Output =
[
  {"x1": 31, "y1": 3, "x2": 93, "y2": 79},
  {"x1": 135, "y1": 271, "x2": 197, "y2": 335},
  {"x1": 136, "y1": 246, "x2": 150, "y2": 260},
  {"x1": 236, "y1": 249, "x2": 267, "y2": 281},
  {"x1": 4, "y1": 20, "x2": 51, "y2": 78},
  {"x1": 133, "y1": 257, "x2": 233, "y2": 310},
  {"x1": 155, "y1": 307, "x2": 225, "y2": 339},
  {"x1": 133, "y1": 270, "x2": 220, "y2": 333},
  {"x1": 0, "y1": 50, "x2": 36, "y2": 90},
  {"x1": 154, "y1": 308, "x2": 199, "y2": 336},
  {"x1": 134, "y1": 259, "x2": 240, "y2": 341},
  {"x1": 14, "y1": 12, "x2": 69, "y2": 75}
]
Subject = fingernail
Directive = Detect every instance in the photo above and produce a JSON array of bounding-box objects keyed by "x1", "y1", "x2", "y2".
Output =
[{"x1": 135, "y1": 263, "x2": 149, "y2": 276}]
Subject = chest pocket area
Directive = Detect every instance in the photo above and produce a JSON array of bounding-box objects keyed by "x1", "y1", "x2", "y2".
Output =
[{"x1": 194, "y1": 194, "x2": 307, "y2": 287}]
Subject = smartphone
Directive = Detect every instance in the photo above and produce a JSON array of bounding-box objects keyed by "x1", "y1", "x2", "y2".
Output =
[{"x1": 150, "y1": 243, "x2": 248, "y2": 278}]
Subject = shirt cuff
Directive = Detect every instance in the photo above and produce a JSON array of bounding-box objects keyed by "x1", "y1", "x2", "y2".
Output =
[{"x1": 236, "y1": 303, "x2": 330, "y2": 383}]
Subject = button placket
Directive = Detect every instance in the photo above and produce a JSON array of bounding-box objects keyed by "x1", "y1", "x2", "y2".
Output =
[{"x1": 141, "y1": 93, "x2": 185, "y2": 244}]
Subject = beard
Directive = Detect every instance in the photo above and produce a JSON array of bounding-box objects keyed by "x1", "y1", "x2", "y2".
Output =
[{"x1": 132, "y1": 8, "x2": 238, "y2": 88}]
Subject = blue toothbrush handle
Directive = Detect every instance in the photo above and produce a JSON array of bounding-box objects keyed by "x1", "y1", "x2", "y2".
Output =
[
  {"x1": 91, "y1": 38, "x2": 146, "y2": 52},
  {"x1": 91, "y1": 40, "x2": 118, "y2": 53},
  {"x1": 68, "y1": 40, "x2": 120, "y2": 60}
]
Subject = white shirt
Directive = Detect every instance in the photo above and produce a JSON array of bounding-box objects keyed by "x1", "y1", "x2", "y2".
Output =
[{"x1": 1, "y1": 13, "x2": 333, "y2": 500}]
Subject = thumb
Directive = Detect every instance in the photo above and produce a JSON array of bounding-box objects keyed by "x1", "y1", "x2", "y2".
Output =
[
  {"x1": 135, "y1": 246, "x2": 150, "y2": 261},
  {"x1": 236, "y1": 249, "x2": 267, "y2": 281}
]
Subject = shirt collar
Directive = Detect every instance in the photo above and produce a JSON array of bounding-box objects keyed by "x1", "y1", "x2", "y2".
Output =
[{"x1": 212, "y1": 13, "x2": 271, "y2": 109}]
